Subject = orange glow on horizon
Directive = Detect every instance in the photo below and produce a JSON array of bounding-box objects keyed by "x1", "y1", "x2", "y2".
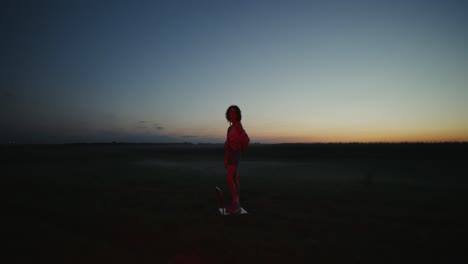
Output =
[
  {"x1": 242, "y1": 127, "x2": 468, "y2": 143},
  {"x1": 151, "y1": 121, "x2": 468, "y2": 143}
]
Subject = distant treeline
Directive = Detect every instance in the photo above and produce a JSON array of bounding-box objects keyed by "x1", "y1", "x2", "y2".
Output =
[
  {"x1": 243, "y1": 142, "x2": 468, "y2": 161},
  {"x1": 2, "y1": 142, "x2": 467, "y2": 162}
]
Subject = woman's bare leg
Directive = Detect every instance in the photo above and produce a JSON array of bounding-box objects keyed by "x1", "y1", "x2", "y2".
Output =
[
  {"x1": 233, "y1": 170, "x2": 240, "y2": 203},
  {"x1": 226, "y1": 165, "x2": 238, "y2": 205}
]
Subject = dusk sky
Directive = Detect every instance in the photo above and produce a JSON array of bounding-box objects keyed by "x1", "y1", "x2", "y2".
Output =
[{"x1": 2, "y1": 0, "x2": 467, "y2": 143}]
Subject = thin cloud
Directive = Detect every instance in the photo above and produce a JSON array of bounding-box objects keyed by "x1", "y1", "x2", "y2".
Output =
[
  {"x1": 152, "y1": 123, "x2": 164, "y2": 130},
  {"x1": 136, "y1": 121, "x2": 150, "y2": 130}
]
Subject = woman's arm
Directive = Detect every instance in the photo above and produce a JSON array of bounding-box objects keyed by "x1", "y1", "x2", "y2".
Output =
[{"x1": 226, "y1": 123, "x2": 249, "y2": 151}]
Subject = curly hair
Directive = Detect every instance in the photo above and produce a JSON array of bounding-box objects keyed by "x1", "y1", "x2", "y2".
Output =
[{"x1": 225, "y1": 105, "x2": 242, "y2": 123}]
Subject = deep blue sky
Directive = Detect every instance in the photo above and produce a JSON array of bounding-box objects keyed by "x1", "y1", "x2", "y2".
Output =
[{"x1": 1, "y1": 0, "x2": 467, "y2": 143}]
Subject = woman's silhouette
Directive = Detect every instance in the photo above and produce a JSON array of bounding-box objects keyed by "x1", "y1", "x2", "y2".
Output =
[{"x1": 224, "y1": 105, "x2": 250, "y2": 214}]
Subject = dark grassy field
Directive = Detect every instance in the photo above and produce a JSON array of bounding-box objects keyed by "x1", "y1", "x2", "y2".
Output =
[{"x1": 3, "y1": 143, "x2": 468, "y2": 263}]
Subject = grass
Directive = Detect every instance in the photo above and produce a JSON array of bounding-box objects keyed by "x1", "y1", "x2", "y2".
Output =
[{"x1": 3, "y1": 143, "x2": 468, "y2": 263}]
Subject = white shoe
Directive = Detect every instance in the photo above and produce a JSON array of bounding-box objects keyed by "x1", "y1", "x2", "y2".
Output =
[{"x1": 226, "y1": 202, "x2": 241, "y2": 214}]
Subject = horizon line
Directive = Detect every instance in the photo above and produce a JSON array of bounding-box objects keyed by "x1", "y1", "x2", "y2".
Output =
[{"x1": 2, "y1": 141, "x2": 467, "y2": 145}]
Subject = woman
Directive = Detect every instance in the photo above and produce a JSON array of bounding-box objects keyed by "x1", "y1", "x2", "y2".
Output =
[{"x1": 224, "y1": 105, "x2": 250, "y2": 214}]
